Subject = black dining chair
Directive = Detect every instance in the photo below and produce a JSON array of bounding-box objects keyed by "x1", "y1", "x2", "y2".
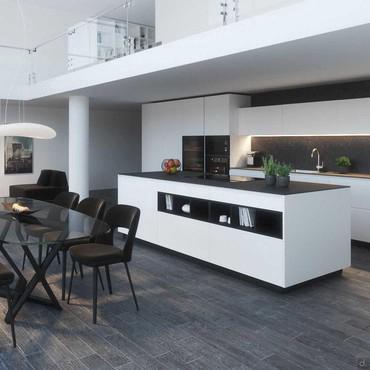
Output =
[
  {"x1": 67, "y1": 205, "x2": 140, "y2": 324},
  {"x1": 0, "y1": 263, "x2": 16, "y2": 347},
  {"x1": 22, "y1": 191, "x2": 80, "y2": 269},
  {"x1": 53, "y1": 191, "x2": 80, "y2": 210},
  {"x1": 53, "y1": 197, "x2": 106, "y2": 300}
]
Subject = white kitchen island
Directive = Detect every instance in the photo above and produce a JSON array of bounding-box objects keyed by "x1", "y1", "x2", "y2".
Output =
[{"x1": 118, "y1": 172, "x2": 351, "y2": 289}]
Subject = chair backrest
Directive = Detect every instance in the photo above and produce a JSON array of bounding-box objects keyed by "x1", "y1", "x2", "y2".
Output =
[
  {"x1": 49, "y1": 170, "x2": 68, "y2": 188},
  {"x1": 37, "y1": 169, "x2": 68, "y2": 188},
  {"x1": 76, "y1": 198, "x2": 106, "y2": 220},
  {"x1": 103, "y1": 204, "x2": 140, "y2": 262},
  {"x1": 53, "y1": 192, "x2": 80, "y2": 210},
  {"x1": 37, "y1": 170, "x2": 52, "y2": 186}
]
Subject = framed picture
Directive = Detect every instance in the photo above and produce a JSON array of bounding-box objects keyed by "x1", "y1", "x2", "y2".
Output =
[{"x1": 4, "y1": 136, "x2": 33, "y2": 174}]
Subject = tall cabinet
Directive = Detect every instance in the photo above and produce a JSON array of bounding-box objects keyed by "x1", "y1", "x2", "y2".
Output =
[{"x1": 141, "y1": 94, "x2": 250, "y2": 171}]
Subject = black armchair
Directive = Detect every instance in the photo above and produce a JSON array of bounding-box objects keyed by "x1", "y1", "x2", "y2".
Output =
[{"x1": 9, "y1": 169, "x2": 68, "y2": 202}]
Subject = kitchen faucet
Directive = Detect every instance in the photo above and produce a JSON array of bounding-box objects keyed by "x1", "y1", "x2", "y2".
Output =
[{"x1": 311, "y1": 148, "x2": 324, "y2": 172}]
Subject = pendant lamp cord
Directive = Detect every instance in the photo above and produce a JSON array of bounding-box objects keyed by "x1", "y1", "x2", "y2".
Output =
[{"x1": 4, "y1": 0, "x2": 27, "y2": 124}]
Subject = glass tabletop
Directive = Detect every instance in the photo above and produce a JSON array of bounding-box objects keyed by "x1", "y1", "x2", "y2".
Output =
[{"x1": 0, "y1": 197, "x2": 110, "y2": 246}]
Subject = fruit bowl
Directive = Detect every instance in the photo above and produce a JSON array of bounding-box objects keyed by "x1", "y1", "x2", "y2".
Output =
[{"x1": 161, "y1": 159, "x2": 181, "y2": 174}]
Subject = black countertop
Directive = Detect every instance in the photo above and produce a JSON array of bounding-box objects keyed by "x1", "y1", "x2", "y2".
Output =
[
  {"x1": 120, "y1": 171, "x2": 348, "y2": 196},
  {"x1": 232, "y1": 167, "x2": 370, "y2": 180}
]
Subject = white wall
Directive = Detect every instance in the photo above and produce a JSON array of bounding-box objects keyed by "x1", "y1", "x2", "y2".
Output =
[
  {"x1": 0, "y1": 104, "x2": 69, "y2": 197},
  {"x1": 90, "y1": 109, "x2": 141, "y2": 190},
  {"x1": 0, "y1": 103, "x2": 141, "y2": 196},
  {"x1": 155, "y1": 0, "x2": 302, "y2": 44}
]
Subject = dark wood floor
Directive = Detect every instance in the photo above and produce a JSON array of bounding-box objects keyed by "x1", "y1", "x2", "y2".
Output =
[
  {"x1": 0, "y1": 189, "x2": 369, "y2": 369},
  {"x1": 0, "y1": 240, "x2": 369, "y2": 369}
]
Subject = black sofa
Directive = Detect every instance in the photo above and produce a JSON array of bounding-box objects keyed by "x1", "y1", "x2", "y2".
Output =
[{"x1": 9, "y1": 170, "x2": 69, "y2": 202}]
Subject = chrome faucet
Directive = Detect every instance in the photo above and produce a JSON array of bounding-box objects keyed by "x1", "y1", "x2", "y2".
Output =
[{"x1": 311, "y1": 148, "x2": 324, "y2": 172}]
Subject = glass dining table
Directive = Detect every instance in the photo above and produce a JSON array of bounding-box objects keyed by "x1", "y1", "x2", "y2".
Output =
[{"x1": 0, "y1": 197, "x2": 110, "y2": 323}]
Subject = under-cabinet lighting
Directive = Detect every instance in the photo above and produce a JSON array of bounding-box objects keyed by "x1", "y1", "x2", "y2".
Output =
[{"x1": 249, "y1": 134, "x2": 370, "y2": 138}]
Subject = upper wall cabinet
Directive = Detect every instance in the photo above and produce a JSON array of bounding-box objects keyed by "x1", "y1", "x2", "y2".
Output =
[
  {"x1": 239, "y1": 105, "x2": 283, "y2": 136},
  {"x1": 238, "y1": 97, "x2": 370, "y2": 136},
  {"x1": 204, "y1": 95, "x2": 251, "y2": 135}
]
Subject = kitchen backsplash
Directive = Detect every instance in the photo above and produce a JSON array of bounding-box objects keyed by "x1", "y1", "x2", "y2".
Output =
[{"x1": 251, "y1": 136, "x2": 370, "y2": 173}]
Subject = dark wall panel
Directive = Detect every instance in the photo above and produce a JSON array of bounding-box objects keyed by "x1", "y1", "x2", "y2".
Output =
[
  {"x1": 252, "y1": 80, "x2": 370, "y2": 106},
  {"x1": 251, "y1": 136, "x2": 370, "y2": 173}
]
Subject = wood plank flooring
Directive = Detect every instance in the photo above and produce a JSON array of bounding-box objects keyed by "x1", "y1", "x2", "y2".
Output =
[
  {"x1": 0, "y1": 241, "x2": 369, "y2": 369},
  {"x1": 0, "y1": 190, "x2": 368, "y2": 369}
]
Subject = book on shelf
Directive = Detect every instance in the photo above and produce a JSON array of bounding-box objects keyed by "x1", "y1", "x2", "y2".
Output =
[
  {"x1": 239, "y1": 207, "x2": 256, "y2": 228},
  {"x1": 165, "y1": 194, "x2": 173, "y2": 211}
]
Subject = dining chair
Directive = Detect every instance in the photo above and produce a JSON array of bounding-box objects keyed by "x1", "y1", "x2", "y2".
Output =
[
  {"x1": 54, "y1": 197, "x2": 106, "y2": 300},
  {"x1": 53, "y1": 191, "x2": 80, "y2": 210},
  {"x1": 0, "y1": 263, "x2": 16, "y2": 347},
  {"x1": 22, "y1": 191, "x2": 80, "y2": 269},
  {"x1": 67, "y1": 204, "x2": 140, "y2": 324}
]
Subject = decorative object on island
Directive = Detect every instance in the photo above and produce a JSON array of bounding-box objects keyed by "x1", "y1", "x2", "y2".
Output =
[
  {"x1": 4, "y1": 136, "x2": 33, "y2": 174},
  {"x1": 262, "y1": 155, "x2": 277, "y2": 186},
  {"x1": 161, "y1": 159, "x2": 181, "y2": 174},
  {"x1": 335, "y1": 156, "x2": 352, "y2": 174},
  {"x1": 276, "y1": 162, "x2": 292, "y2": 188}
]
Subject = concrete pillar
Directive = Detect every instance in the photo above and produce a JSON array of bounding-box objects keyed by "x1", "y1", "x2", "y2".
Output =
[{"x1": 69, "y1": 95, "x2": 89, "y2": 199}]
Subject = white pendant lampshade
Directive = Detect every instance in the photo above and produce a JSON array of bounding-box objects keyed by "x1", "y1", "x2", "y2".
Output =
[{"x1": 0, "y1": 123, "x2": 56, "y2": 139}]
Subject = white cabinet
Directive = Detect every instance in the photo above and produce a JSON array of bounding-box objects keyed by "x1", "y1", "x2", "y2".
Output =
[
  {"x1": 142, "y1": 94, "x2": 251, "y2": 171},
  {"x1": 204, "y1": 95, "x2": 230, "y2": 135},
  {"x1": 239, "y1": 105, "x2": 283, "y2": 135},
  {"x1": 230, "y1": 168, "x2": 370, "y2": 243},
  {"x1": 238, "y1": 97, "x2": 370, "y2": 136},
  {"x1": 142, "y1": 98, "x2": 204, "y2": 172}
]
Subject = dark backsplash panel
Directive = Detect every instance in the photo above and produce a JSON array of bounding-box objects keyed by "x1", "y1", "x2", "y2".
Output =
[{"x1": 251, "y1": 136, "x2": 370, "y2": 173}]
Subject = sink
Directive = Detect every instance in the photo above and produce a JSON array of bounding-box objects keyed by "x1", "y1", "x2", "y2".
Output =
[{"x1": 293, "y1": 169, "x2": 320, "y2": 174}]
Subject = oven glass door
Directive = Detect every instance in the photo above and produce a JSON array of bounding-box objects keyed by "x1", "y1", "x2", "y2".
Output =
[{"x1": 182, "y1": 136, "x2": 204, "y2": 173}]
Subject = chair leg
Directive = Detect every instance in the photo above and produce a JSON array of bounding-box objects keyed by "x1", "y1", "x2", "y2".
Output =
[
  {"x1": 124, "y1": 263, "x2": 139, "y2": 311},
  {"x1": 38, "y1": 244, "x2": 43, "y2": 266},
  {"x1": 97, "y1": 268, "x2": 104, "y2": 291},
  {"x1": 6, "y1": 286, "x2": 16, "y2": 348},
  {"x1": 105, "y1": 265, "x2": 112, "y2": 295},
  {"x1": 61, "y1": 249, "x2": 67, "y2": 301},
  {"x1": 92, "y1": 267, "x2": 98, "y2": 324},
  {"x1": 56, "y1": 250, "x2": 61, "y2": 265},
  {"x1": 67, "y1": 260, "x2": 76, "y2": 304},
  {"x1": 79, "y1": 263, "x2": 84, "y2": 279},
  {"x1": 21, "y1": 252, "x2": 26, "y2": 271}
]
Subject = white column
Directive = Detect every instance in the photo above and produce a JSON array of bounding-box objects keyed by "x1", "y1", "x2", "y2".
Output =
[{"x1": 69, "y1": 96, "x2": 89, "y2": 199}]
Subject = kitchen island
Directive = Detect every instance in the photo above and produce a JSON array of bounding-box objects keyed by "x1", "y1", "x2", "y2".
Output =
[{"x1": 118, "y1": 172, "x2": 351, "y2": 289}]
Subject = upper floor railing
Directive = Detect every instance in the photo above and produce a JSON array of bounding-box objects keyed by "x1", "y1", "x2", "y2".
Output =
[{"x1": 0, "y1": 0, "x2": 304, "y2": 89}]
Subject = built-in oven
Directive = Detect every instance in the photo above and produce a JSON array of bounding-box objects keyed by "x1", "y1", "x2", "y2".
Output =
[
  {"x1": 182, "y1": 136, "x2": 204, "y2": 173},
  {"x1": 182, "y1": 135, "x2": 230, "y2": 179},
  {"x1": 205, "y1": 136, "x2": 230, "y2": 179}
]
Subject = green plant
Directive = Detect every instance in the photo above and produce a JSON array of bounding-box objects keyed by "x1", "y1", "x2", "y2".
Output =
[
  {"x1": 276, "y1": 162, "x2": 292, "y2": 177},
  {"x1": 262, "y1": 155, "x2": 277, "y2": 176},
  {"x1": 336, "y1": 156, "x2": 351, "y2": 168}
]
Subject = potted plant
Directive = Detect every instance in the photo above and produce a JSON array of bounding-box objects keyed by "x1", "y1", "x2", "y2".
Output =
[
  {"x1": 335, "y1": 156, "x2": 351, "y2": 174},
  {"x1": 262, "y1": 155, "x2": 277, "y2": 186},
  {"x1": 276, "y1": 162, "x2": 292, "y2": 188}
]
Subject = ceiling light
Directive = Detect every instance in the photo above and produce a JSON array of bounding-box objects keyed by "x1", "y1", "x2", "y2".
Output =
[{"x1": 0, "y1": 123, "x2": 56, "y2": 139}]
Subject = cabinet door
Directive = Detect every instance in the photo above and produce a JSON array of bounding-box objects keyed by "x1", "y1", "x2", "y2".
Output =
[
  {"x1": 204, "y1": 95, "x2": 230, "y2": 135},
  {"x1": 142, "y1": 98, "x2": 204, "y2": 171},
  {"x1": 239, "y1": 106, "x2": 283, "y2": 135}
]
